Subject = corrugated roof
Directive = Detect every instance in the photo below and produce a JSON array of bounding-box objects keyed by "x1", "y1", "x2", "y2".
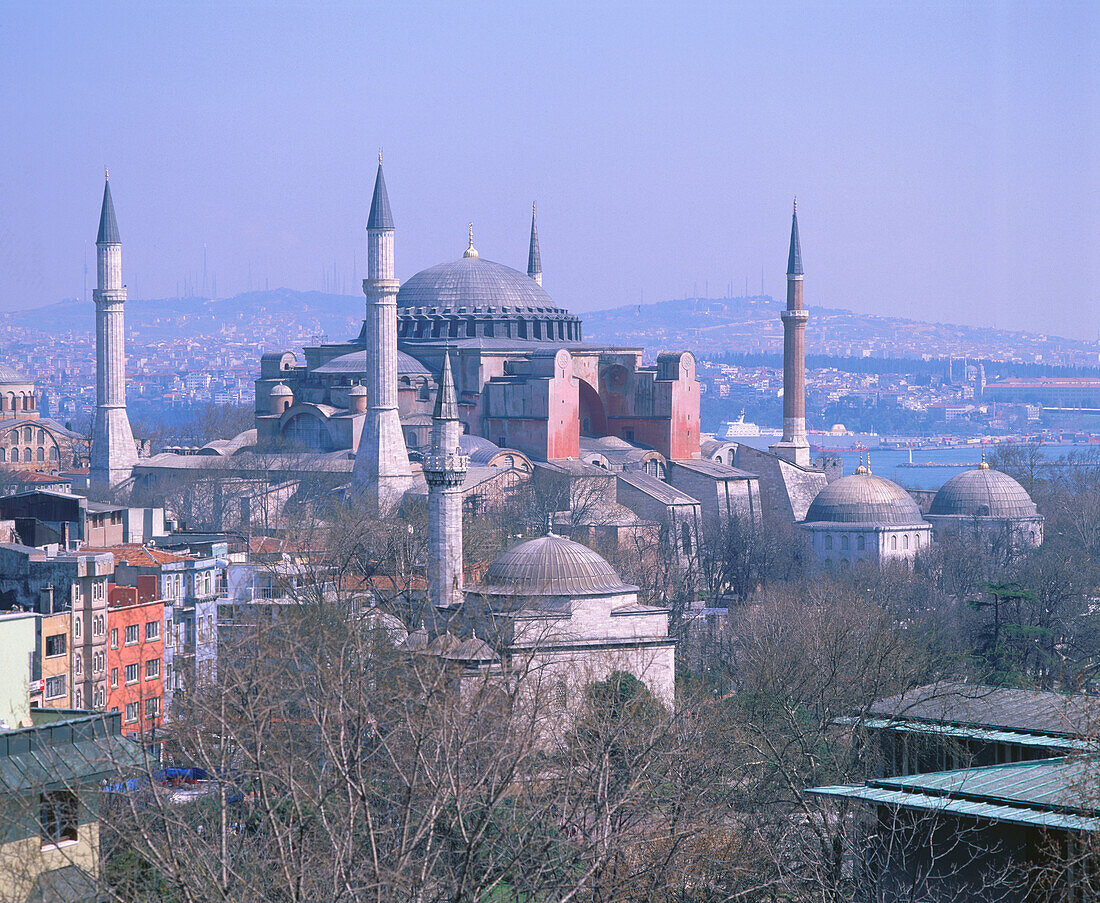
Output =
[
  {"x1": 672, "y1": 459, "x2": 756, "y2": 479},
  {"x1": 617, "y1": 471, "x2": 699, "y2": 507},
  {"x1": 82, "y1": 544, "x2": 195, "y2": 566},
  {"x1": 868, "y1": 683, "x2": 1095, "y2": 738}
]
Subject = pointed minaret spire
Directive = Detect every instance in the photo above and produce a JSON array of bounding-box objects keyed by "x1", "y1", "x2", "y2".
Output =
[
  {"x1": 89, "y1": 172, "x2": 138, "y2": 496},
  {"x1": 353, "y1": 156, "x2": 412, "y2": 509},
  {"x1": 425, "y1": 351, "x2": 468, "y2": 611},
  {"x1": 527, "y1": 202, "x2": 542, "y2": 286},
  {"x1": 770, "y1": 196, "x2": 810, "y2": 467},
  {"x1": 787, "y1": 197, "x2": 803, "y2": 276}
]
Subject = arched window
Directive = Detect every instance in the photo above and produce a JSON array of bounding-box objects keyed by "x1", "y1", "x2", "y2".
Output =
[
  {"x1": 0, "y1": 448, "x2": 6, "y2": 462},
  {"x1": 904, "y1": 535, "x2": 910, "y2": 550},
  {"x1": 554, "y1": 680, "x2": 568, "y2": 710},
  {"x1": 23, "y1": 427, "x2": 32, "y2": 442},
  {"x1": 841, "y1": 535, "x2": 850, "y2": 551},
  {"x1": 9, "y1": 431, "x2": 17, "y2": 444},
  {"x1": 37, "y1": 429, "x2": 44, "y2": 444},
  {"x1": 49, "y1": 446, "x2": 58, "y2": 461},
  {"x1": 36, "y1": 447, "x2": 44, "y2": 462},
  {"x1": 857, "y1": 535, "x2": 865, "y2": 551},
  {"x1": 681, "y1": 522, "x2": 692, "y2": 556},
  {"x1": 890, "y1": 535, "x2": 897, "y2": 551},
  {"x1": 824, "y1": 535, "x2": 833, "y2": 551}
]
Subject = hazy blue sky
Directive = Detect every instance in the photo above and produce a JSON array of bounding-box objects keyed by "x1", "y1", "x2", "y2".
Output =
[{"x1": 1, "y1": 1, "x2": 1096, "y2": 337}]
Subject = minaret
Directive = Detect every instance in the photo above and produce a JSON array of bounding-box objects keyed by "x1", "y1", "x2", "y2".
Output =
[
  {"x1": 527, "y1": 202, "x2": 542, "y2": 286},
  {"x1": 89, "y1": 170, "x2": 138, "y2": 495},
  {"x1": 424, "y1": 352, "x2": 468, "y2": 610},
  {"x1": 353, "y1": 155, "x2": 413, "y2": 509},
  {"x1": 770, "y1": 198, "x2": 811, "y2": 467}
]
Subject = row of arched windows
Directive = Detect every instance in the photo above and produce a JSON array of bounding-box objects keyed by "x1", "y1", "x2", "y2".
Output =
[
  {"x1": 0, "y1": 446, "x2": 58, "y2": 462},
  {"x1": 1, "y1": 392, "x2": 35, "y2": 413},
  {"x1": 9, "y1": 427, "x2": 47, "y2": 444},
  {"x1": 823, "y1": 532, "x2": 923, "y2": 553}
]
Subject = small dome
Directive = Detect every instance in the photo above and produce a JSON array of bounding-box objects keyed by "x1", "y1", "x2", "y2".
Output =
[
  {"x1": 348, "y1": 383, "x2": 368, "y2": 396},
  {"x1": 805, "y1": 474, "x2": 925, "y2": 526},
  {"x1": 398, "y1": 257, "x2": 563, "y2": 315},
  {"x1": 474, "y1": 533, "x2": 636, "y2": 597},
  {"x1": 0, "y1": 363, "x2": 31, "y2": 385},
  {"x1": 442, "y1": 635, "x2": 499, "y2": 663},
  {"x1": 930, "y1": 468, "x2": 1038, "y2": 518},
  {"x1": 270, "y1": 383, "x2": 293, "y2": 396}
]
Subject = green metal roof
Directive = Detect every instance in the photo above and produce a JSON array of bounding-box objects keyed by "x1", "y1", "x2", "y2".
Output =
[
  {"x1": 840, "y1": 715, "x2": 1090, "y2": 752},
  {"x1": 808, "y1": 757, "x2": 1100, "y2": 833}
]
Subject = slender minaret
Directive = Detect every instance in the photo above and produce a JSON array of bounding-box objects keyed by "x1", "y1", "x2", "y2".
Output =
[
  {"x1": 424, "y1": 353, "x2": 468, "y2": 610},
  {"x1": 527, "y1": 202, "x2": 542, "y2": 286},
  {"x1": 770, "y1": 198, "x2": 810, "y2": 467},
  {"x1": 89, "y1": 170, "x2": 138, "y2": 495},
  {"x1": 353, "y1": 155, "x2": 413, "y2": 509}
]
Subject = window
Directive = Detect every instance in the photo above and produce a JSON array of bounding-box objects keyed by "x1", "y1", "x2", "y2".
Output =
[
  {"x1": 110, "y1": 668, "x2": 118, "y2": 689},
  {"x1": 857, "y1": 535, "x2": 866, "y2": 551},
  {"x1": 93, "y1": 651, "x2": 104, "y2": 673},
  {"x1": 124, "y1": 702, "x2": 139, "y2": 723},
  {"x1": 890, "y1": 535, "x2": 898, "y2": 551},
  {"x1": 45, "y1": 634, "x2": 66, "y2": 657},
  {"x1": 75, "y1": 689, "x2": 82, "y2": 708},
  {"x1": 145, "y1": 697, "x2": 160, "y2": 720},
  {"x1": 74, "y1": 655, "x2": 82, "y2": 675},
  {"x1": 125, "y1": 624, "x2": 139, "y2": 645},
  {"x1": 125, "y1": 663, "x2": 139, "y2": 685},
  {"x1": 145, "y1": 620, "x2": 160, "y2": 641},
  {"x1": 73, "y1": 617, "x2": 81, "y2": 638},
  {"x1": 40, "y1": 791, "x2": 78, "y2": 846},
  {"x1": 146, "y1": 658, "x2": 160, "y2": 679},
  {"x1": 841, "y1": 535, "x2": 850, "y2": 551},
  {"x1": 904, "y1": 534, "x2": 910, "y2": 550},
  {"x1": 44, "y1": 675, "x2": 66, "y2": 700},
  {"x1": 164, "y1": 618, "x2": 172, "y2": 648},
  {"x1": 110, "y1": 628, "x2": 118, "y2": 649},
  {"x1": 681, "y1": 522, "x2": 692, "y2": 556},
  {"x1": 824, "y1": 535, "x2": 833, "y2": 551},
  {"x1": 93, "y1": 614, "x2": 104, "y2": 636},
  {"x1": 554, "y1": 680, "x2": 568, "y2": 710},
  {"x1": 94, "y1": 686, "x2": 104, "y2": 707}
]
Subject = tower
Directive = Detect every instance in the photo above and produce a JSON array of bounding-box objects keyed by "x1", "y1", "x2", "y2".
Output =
[
  {"x1": 770, "y1": 198, "x2": 811, "y2": 467},
  {"x1": 527, "y1": 202, "x2": 542, "y2": 286},
  {"x1": 424, "y1": 353, "x2": 468, "y2": 610},
  {"x1": 89, "y1": 171, "x2": 138, "y2": 495},
  {"x1": 353, "y1": 157, "x2": 413, "y2": 509}
]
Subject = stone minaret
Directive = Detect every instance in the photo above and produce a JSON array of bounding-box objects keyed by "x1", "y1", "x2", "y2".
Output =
[
  {"x1": 89, "y1": 171, "x2": 138, "y2": 495},
  {"x1": 424, "y1": 353, "x2": 468, "y2": 610},
  {"x1": 527, "y1": 202, "x2": 542, "y2": 286},
  {"x1": 770, "y1": 198, "x2": 810, "y2": 467},
  {"x1": 353, "y1": 157, "x2": 413, "y2": 509}
]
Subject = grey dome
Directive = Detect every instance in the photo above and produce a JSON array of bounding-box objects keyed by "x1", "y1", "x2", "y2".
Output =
[
  {"x1": 930, "y1": 468, "x2": 1037, "y2": 518},
  {"x1": 269, "y1": 383, "x2": 293, "y2": 396},
  {"x1": 0, "y1": 363, "x2": 31, "y2": 385},
  {"x1": 805, "y1": 474, "x2": 925, "y2": 526},
  {"x1": 313, "y1": 349, "x2": 430, "y2": 376},
  {"x1": 398, "y1": 257, "x2": 562, "y2": 314},
  {"x1": 474, "y1": 533, "x2": 636, "y2": 597}
]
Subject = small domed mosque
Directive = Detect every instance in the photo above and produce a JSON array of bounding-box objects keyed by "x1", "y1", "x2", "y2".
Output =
[{"x1": 927, "y1": 456, "x2": 1043, "y2": 547}]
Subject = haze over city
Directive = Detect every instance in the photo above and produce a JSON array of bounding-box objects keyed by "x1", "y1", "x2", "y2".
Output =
[{"x1": 2, "y1": 1, "x2": 1096, "y2": 337}]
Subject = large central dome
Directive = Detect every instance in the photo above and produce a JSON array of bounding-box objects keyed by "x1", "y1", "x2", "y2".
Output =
[
  {"x1": 472, "y1": 533, "x2": 637, "y2": 598},
  {"x1": 398, "y1": 256, "x2": 562, "y2": 314}
]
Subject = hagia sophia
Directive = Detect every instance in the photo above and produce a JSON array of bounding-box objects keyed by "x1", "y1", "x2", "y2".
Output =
[{"x1": 2, "y1": 165, "x2": 1046, "y2": 698}]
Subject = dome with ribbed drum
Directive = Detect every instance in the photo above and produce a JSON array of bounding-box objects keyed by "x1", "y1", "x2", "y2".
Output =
[
  {"x1": 805, "y1": 473, "x2": 925, "y2": 526},
  {"x1": 398, "y1": 256, "x2": 563, "y2": 314},
  {"x1": 473, "y1": 533, "x2": 637, "y2": 597},
  {"x1": 0, "y1": 363, "x2": 31, "y2": 386},
  {"x1": 930, "y1": 467, "x2": 1037, "y2": 518}
]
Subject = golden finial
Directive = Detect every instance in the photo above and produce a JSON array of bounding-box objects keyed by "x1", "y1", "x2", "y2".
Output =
[
  {"x1": 793, "y1": 196, "x2": 797, "y2": 214},
  {"x1": 464, "y1": 222, "x2": 479, "y2": 258},
  {"x1": 855, "y1": 452, "x2": 867, "y2": 476},
  {"x1": 865, "y1": 452, "x2": 872, "y2": 475},
  {"x1": 979, "y1": 451, "x2": 990, "y2": 470},
  {"x1": 532, "y1": 201, "x2": 537, "y2": 217},
  {"x1": 378, "y1": 148, "x2": 383, "y2": 164},
  {"x1": 105, "y1": 166, "x2": 109, "y2": 182}
]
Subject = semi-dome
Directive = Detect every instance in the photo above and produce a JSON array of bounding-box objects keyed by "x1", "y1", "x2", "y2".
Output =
[
  {"x1": 0, "y1": 363, "x2": 31, "y2": 385},
  {"x1": 473, "y1": 533, "x2": 637, "y2": 597},
  {"x1": 805, "y1": 473, "x2": 925, "y2": 526},
  {"x1": 398, "y1": 256, "x2": 562, "y2": 314},
  {"x1": 312, "y1": 349, "x2": 430, "y2": 376},
  {"x1": 930, "y1": 467, "x2": 1037, "y2": 518}
]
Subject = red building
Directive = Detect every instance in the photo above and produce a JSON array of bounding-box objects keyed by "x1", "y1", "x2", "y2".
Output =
[{"x1": 105, "y1": 575, "x2": 165, "y2": 737}]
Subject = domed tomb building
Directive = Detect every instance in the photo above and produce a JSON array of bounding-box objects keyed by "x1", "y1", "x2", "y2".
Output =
[
  {"x1": 802, "y1": 461, "x2": 932, "y2": 566},
  {"x1": 926, "y1": 459, "x2": 1043, "y2": 548},
  {"x1": 255, "y1": 168, "x2": 700, "y2": 466},
  {"x1": 452, "y1": 532, "x2": 675, "y2": 709}
]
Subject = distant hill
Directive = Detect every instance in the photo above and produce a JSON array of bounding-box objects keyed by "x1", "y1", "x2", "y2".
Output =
[
  {"x1": 582, "y1": 295, "x2": 1098, "y2": 364},
  {"x1": 6, "y1": 288, "x2": 1096, "y2": 366},
  {"x1": 6, "y1": 289, "x2": 364, "y2": 344}
]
